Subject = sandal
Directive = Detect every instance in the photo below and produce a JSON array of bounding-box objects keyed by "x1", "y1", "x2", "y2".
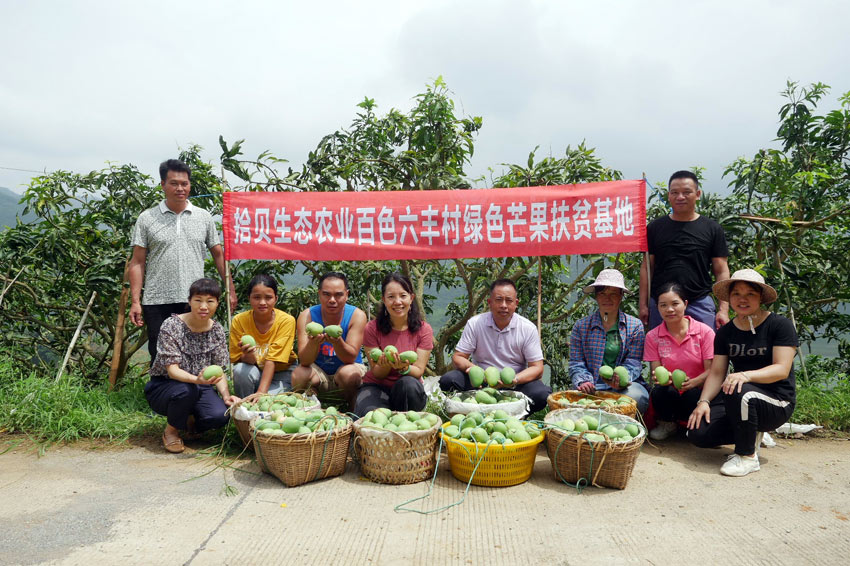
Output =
[{"x1": 162, "y1": 432, "x2": 184, "y2": 453}]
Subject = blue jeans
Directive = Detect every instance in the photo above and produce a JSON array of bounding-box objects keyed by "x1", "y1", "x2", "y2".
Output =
[
  {"x1": 232, "y1": 362, "x2": 292, "y2": 398},
  {"x1": 649, "y1": 294, "x2": 716, "y2": 331}
]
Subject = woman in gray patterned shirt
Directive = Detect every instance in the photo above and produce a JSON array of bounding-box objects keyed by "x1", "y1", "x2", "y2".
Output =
[{"x1": 144, "y1": 278, "x2": 240, "y2": 453}]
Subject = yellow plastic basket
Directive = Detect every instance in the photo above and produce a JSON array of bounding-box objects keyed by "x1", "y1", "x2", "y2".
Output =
[{"x1": 440, "y1": 423, "x2": 545, "y2": 487}]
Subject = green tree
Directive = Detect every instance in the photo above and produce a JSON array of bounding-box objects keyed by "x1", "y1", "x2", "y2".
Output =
[{"x1": 723, "y1": 81, "x2": 850, "y2": 356}]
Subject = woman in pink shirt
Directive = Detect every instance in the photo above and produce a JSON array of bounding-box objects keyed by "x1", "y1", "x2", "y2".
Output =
[
  {"x1": 644, "y1": 282, "x2": 714, "y2": 440},
  {"x1": 353, "y1": 272, "x2": 433, "y2": 417}
]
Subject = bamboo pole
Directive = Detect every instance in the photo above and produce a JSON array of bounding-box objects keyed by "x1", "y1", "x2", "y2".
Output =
[
  {"x1": 108, "y1": 257, "x2": 131, "y2": 390},
  {"x1": 56, "y1": 291, "x2": 97, "y2": 381}
]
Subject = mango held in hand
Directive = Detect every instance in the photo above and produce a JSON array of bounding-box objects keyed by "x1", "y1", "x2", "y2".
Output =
[
  {"x1": 306, "y1": 322, "x2": 324, "y2": 337},
  {"x1": 469, "y1": 365, "x2": 485, "y2": 388},
  {"x1": 369, "y1": 348, "x2": 382, "y2": 363},
  {"x1": 383, "y1": 345, "x2": 399, "y2": 364},
  {"x1": 599, "y1": 365, "x2": 614, "y2": 380},
  {"x1": 241, "y1": 335, "x2": 256, "y2": 347},
  {"x1": 672, "y1": 369, "x2": 688, "y2": 389},
  {"x1": 613, "y1": 366, "x2": 630, "y2": 388},
  {"x1": 499, "y1": 367, "x2": 516, "y2": 386},
  {"x1": 654, "y1": 366, "x2": 671, "y2": 386},
  {"x1": 484, "y1": 367, "x2": 501, "y2": 387},
  {"x1": 399, "y1": 350, "x2": 418, "y2": 364},
  {"x1": 203, "y1": 365, "x2": 223, "y2": 379},
  {"x1": 324, "y1": 325, "x2": 343, "y2": 339}
]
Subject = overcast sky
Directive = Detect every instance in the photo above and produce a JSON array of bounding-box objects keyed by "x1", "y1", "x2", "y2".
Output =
[{"x1": 1, "y1": 0, "x2": 848, "y2": 196}]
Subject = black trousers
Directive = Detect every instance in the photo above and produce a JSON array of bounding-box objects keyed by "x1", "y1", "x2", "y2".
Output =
[
  {"x1": 439, "y1": 368, "x2": 552, "y2": 414},
  {"x1": 651, "y1": 385, "x2": 703, "y2": 423},
  {"x1": 687, "y1": 383, "x2": 794, "y2": 455},
  {"x1": 144, "y1": 376, "x2": 230, "y2": 432},
  {"x1": 353, "y1": 376, "x2": 426, "y2": 418},
  {"x1": 142, "y1": 302, "x2": 189, "y2": 361}
]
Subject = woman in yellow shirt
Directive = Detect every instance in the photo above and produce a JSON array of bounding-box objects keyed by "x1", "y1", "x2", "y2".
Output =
[{"x1": 229, "y1": 274, "x2": 297, "y2": 396}]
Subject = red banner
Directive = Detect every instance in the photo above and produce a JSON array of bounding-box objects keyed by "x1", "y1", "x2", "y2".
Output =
[{"x1": 222, "y1": 180, "x2": 646, "y2": 261}]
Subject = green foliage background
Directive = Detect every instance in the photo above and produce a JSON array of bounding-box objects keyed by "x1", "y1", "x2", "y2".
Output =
[{"x1": 0, "y1": 78, "x2": 848, "y2": 398}]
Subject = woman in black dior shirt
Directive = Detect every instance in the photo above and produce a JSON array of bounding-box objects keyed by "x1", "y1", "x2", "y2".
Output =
[{"x1": 687, "y1": 269, "x2": 797, "y2": 477}]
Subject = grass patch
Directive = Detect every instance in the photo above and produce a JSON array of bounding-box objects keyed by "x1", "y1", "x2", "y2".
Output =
[{"x1": 793, "y1": 355, "x2": 850, "y2": 431}]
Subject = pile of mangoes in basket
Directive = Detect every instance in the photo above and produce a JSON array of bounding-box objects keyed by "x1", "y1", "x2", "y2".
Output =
[{"x1": 443, "y1": 410, "x2": 541, "y2": 445}]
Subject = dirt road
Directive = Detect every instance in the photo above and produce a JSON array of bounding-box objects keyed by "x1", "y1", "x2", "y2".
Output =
[{"x1": 1, "y1": 434, "x2": 848, "y2": 565}]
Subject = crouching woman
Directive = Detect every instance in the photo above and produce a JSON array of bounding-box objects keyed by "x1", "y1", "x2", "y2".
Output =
[
  {"x1": 144, "y1": 278, "x2": 239, "y2": 453},
  {"x1": 687, "y1": 270, "x2": 797, "y2": 477}
]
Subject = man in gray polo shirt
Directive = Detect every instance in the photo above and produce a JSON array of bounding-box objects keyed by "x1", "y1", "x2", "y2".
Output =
[
  {"x1": 439, "y1": 279, "x2": 552, "y2": 414},
  {"x1": 129, "y1": 159, "x2": 237, "y2": 360}
]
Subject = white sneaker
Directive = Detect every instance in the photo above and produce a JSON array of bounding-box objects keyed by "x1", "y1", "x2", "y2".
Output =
[
  {"x1": 720, "y1": 454, "x2": 760, "y2": 477},
  {"x1": 649, "y1": 421, "x2": 677, "y2": 440}
]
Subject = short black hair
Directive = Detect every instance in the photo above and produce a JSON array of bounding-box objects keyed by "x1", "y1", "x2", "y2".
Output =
[
  {"x1": 159, "y1": 159, "x2": 192, "y2": 183},
  {"x1": 247, "y1": 274, "x2": 278, "y2": 297},
  {"x1": 188, "y1": 278, "x2": 221, "y2": 300},
  {"x1": 319, "y1": 271, "x2": 349, "y2": 291},
  {"x1": 489, "y1": 278, "x2": 517, "y2": 294},
  {"x1": 668, "y1": 170, "x2": 699, "y2": 189}
]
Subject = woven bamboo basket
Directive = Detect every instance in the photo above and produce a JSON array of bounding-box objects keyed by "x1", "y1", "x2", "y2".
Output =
[
  {"x1": 544, "y1": 408, "x2": 645, "y2": 490},
  {"x1": 547, "y1": 390, "x2": 637, "y2": 418},
  {"x1": 230, "y1": 392, "x2": 321, "y2": 449},
  {"x1": 440, "y1": 423, "x2": 545, "y2": 487},
  {"x1": 352, "y1": 416, "x2": 442, "y2": 485},
  {"x1": 250, "y1": 416, "x2": 352, "y2": 487}
]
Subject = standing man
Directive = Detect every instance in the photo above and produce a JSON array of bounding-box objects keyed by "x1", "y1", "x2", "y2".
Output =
[
  {"x1": 129, "y1": 159, "x2": 237, "y2": 361},
  {"x1": 640, "y1": 170, "x2": 730, "y2": 330},
  {"x1": 292, "y1": 272, "x2": 368, "y2": 406},
  {"x1": 439, "y1": 279, "x2": 552, "y2": 414}
]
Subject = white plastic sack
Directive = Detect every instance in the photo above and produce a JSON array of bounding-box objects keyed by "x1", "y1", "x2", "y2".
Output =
[
  {"x1": 442, "y1": 389, "x2": 530, "y2": 419},
  {"x1": 774, "y1": 423, "x2": 823, "y2": 435},
  {"x1": 233, "y1": 394, "x2": 321, "y2": 421}
]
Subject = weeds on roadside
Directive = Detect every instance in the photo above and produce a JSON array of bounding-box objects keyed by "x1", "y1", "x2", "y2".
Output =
[{"x1": 793, "y1": 355, "x2": 850, "y2": 431}]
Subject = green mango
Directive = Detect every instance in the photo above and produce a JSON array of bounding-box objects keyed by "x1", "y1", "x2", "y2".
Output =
[
  {"x1": 484, "y1": 367, "x2": 501, "y2": 387},
  {"x1": 460, "y1": 418, "x2": 477, "y2": 431},
  {"x1": 625, "y1": 423, "x2": 640, "y2": 437},
  {"x1": 525, "y1": 425, "x2": 540, "y2": 439},
  {"x1": 599, "y1": 365, "x2": 614, "y2": 380},
  {"x1": 460, "y1": 427, "x2": 474, "y2": 440},
  {"x1": 298, "y1": 426, "x2": 312, "y2": 434},
  {"x1": 475, "y1": 390, "x2": 497, "y2": 405},
  {"x1": 371, "y1": 412, "x2": 389, "y2": 426},
  {"x1": 582, "y1": 416, "x2": 599, "y2": 431},
  {"x1": 281, "y1": 418, "x2": 302, "y2": 433},
  {"x1": 500, "y1": 367, "x2": 516, "y2": 385},
  {"x1": 490, "y1": 431, "x2": 506, "y2": 443},
  {"x1": 482, "y1": 387, "x2": 498, "y2": 396},
  {"x1": 614, "y1": 366, "x2": 630, "y2": 387},
  {"x1": 384, "y1": 345, "x2": 399, "y2": 364},
  {"x1": 450, "y1": 414, "x2": 465, "y2": 428},
  {"x1": 325, "y1": 406, "x2": 338, "y2": 415},
  {"x1": 369, "y1": 348, "x2": 382, "y2": 363},
  {"x1": 492, "y1": 409, "x2": 509, "y2": 421},
  {"x1": 397, "y1": 421, "x2": 417, "y2": 432},
  {"x1": 391, "y1": 413, "x2": 408, "y2": 427},
  {"x1": 493, "y1": 422, "x2": 508, "y2": 435},
  {"x1": 323, "y1": 324, "x2": 343, "y2": 339},
  {"x1": 654, "y1": 366, "x2": 671, "y2": 386},
  {"x1": 468, "y1": 365, "x2": 485, "y2": 388},
  {"x1": 415, "y1": 418, "x2": 432, "y2": 430},
  {"x1": 584, "y1": 433, "x2": 606, "y2": 443},
  {"x1": 468, "y1": 411, "x2": 485, "y2": 425},
  {"x1": 509, "y1": 428, "x2": 531, "y2": 443},
  {"x1": 471, "y1": 427, "x2": 490, "y2": 444},
  {"x1": 424, "y1": 413, "x2": 440, "y2": 426},
  {"x1": 399, "y1": 350, "x2": 418, "y2": 364},
  {"x1": 672, "y1": 369, "x2": 688, "y2": 389},
  {"x1": 556, "y1": 418, "x2": 575, "y2": 431},
  {"x1": 376, "y1": 407, "x2": 392, "y2": 418},
  {"x1": 240, "y1": 335, "x2": 256, "y2": 347},
  {"x1": 306, "y1": 321, "x2": 324, "y2": 337},
  {"x1": 619, "y1": 432, "x2": 633, "y2": 442},
  {"x1": 202, "y1": 365, "x2": 223, "y2": 379},
  {"x1": 406, "y1": 411, "x2": 421, "y2": 422},
  {"x1": 444, "y1": 425, "x2": 460, "y2": 438},
  {"x1": 505, "y1": 417, "x2": 522, "y2": 430},
  {"x1": 601, "y1": 424, "x2": 620, "y2": 438},
  {"x1": 384, "y1": 423, "x2": 398, "y2": 432}
]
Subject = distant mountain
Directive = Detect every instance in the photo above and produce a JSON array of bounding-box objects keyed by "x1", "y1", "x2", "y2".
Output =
[{"x1": 0, "y1": 186, "x2": 33, "y2": 229}]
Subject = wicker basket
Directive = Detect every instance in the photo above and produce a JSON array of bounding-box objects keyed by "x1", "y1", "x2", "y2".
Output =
[
  {"x1": 440, "y1": 423, "x2": 545, "y2": 487},
  {"x1": 352, "y1": 416, "x2": 442, "y2": 484},
  {"x1": 250, "y1": 416, "x2": 352, "y2": 487},
  {"x1": 544, "y1": 408, "x2": 645, "y2": 490},
  {"x1": 547, "y1": 390, "x2": 637, "y2": 418},
  {"x1": 230, "y1": 392, "x2": 321, "y2": 449}
]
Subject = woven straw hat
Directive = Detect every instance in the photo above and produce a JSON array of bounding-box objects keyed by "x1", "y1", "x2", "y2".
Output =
[
  {"x1": 583, "y1": 269, "x2": 630, "y2": 295},
  {"x1": 712, "y1": 269, "x2": 778, "y2": 304}
]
